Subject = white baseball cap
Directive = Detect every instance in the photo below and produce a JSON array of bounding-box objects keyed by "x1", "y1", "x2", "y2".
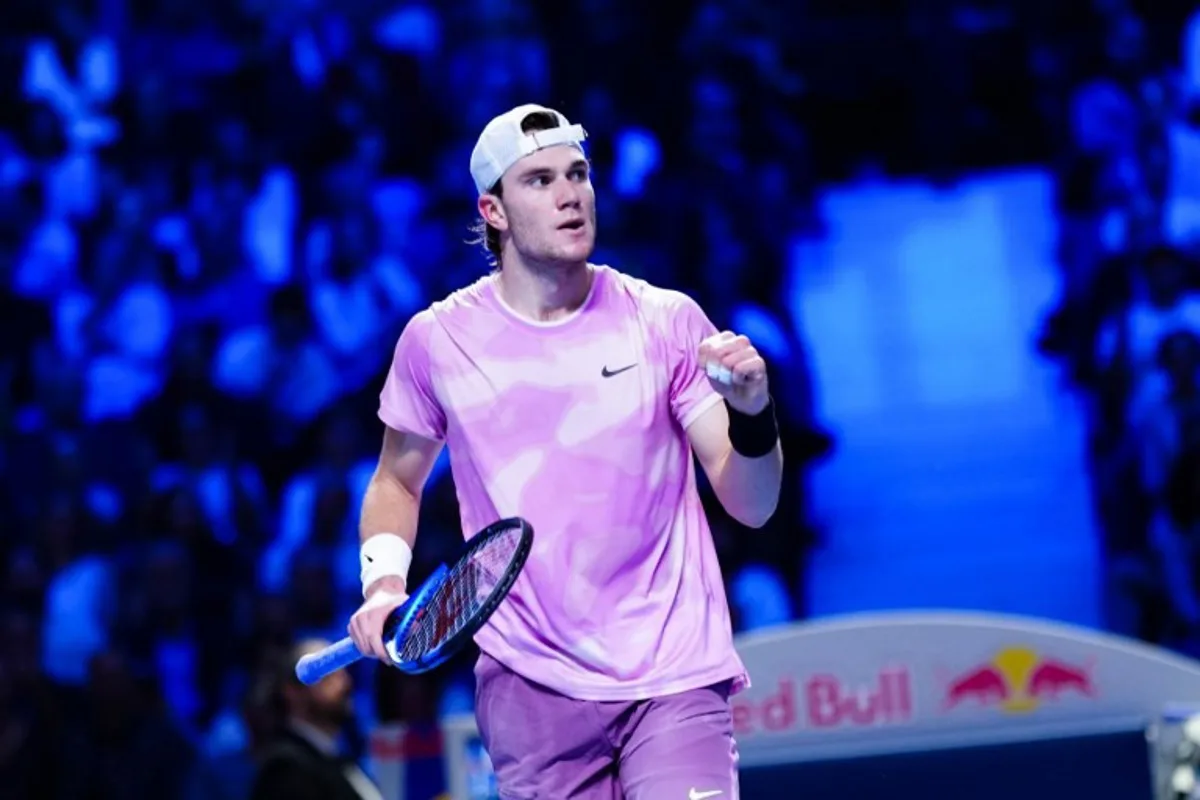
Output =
[{"x1": 469, "y1": 103, "x2": 588, "y2": 195}]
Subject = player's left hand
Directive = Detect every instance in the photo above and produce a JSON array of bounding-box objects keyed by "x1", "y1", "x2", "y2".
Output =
[{"x1": 699, "y1": 331, "x2": 770, "y2": 416}]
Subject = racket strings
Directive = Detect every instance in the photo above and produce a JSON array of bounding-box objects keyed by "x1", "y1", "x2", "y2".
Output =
[{"x1": 396, "y1": 528, "x2": 520, "y2": 661}]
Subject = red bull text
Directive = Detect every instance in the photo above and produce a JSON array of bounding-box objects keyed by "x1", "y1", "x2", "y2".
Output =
[{"x1": 732, "y1": 667, "x2": 913, "y2": 734}]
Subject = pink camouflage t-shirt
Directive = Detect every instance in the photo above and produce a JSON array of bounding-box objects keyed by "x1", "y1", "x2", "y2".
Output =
[{"x1": 378, "y1": 264, "x2": 748, "y2": 701}]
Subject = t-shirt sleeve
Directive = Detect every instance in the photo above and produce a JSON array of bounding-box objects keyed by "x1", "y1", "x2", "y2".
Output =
[
  {"x1": 378, "y1": 310, "x2": 447, "y2": 440},
  {"x1": 666, "y1": 292, "x2": 723, "y2": 429}
]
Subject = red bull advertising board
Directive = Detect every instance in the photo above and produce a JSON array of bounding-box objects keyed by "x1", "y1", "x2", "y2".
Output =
[{"x1": 728, "y1": 611, "x2": 1200, "y2": 768}]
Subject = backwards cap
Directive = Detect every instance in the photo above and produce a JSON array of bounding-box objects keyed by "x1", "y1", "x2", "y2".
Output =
[{"x1": 469, "y1": 103, "x2": 587, "y2": 195}]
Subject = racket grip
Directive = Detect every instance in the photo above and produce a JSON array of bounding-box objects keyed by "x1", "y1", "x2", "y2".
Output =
[{"x1": 295, "y1": 637, "x2": 363, "y2": 685}]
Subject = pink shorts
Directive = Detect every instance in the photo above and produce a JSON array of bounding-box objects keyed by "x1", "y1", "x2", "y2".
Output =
[{"x1": 474, "y1": 651, "x2": 740, "y2": 799}]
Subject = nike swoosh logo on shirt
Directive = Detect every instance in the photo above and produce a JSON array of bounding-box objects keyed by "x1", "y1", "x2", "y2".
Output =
[
  {"x1": 689, "y1": 790, "x2": 723, "y2": 800},
  {"x1": 601, "y1": 363, "x2": 638, "y2": 378}
]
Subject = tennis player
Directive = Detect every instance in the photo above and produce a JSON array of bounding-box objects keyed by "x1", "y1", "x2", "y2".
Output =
[{"x1": 348, "y1": 103, "x2": 783, "y2": 799}]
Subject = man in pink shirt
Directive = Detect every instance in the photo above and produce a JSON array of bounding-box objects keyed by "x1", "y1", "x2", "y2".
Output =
[{"x1": 347, "y1": 103, "x2": 783, "y2": 799}]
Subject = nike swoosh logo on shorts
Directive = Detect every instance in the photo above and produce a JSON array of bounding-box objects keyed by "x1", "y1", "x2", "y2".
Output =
[
  {"x1": 689, "y1": 790, "x2": 723, "y2": 800},
  {"x1": 601, "y1": 363, "x2": 637, "y2": 378}
]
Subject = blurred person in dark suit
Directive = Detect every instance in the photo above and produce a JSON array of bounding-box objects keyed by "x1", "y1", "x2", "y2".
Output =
[{"x1": 251, "y1": 639, "x2": 382, "y2": 800}]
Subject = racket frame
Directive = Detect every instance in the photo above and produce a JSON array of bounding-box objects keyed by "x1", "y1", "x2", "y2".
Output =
[{"x1": 384, "y1": 516, "x2": 533, "y2": 674}]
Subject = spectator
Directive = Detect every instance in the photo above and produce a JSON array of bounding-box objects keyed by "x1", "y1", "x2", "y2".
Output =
[
  {"x1": 250, "y1": 639, "x2": 383, "y2": 800},
  {"x1": 212, "y1": 283, "x2": 340, "y2": 431},
  {"x1": 308, "y1": 208, "x2": 420, "y2": 389},
  {"x1": 262, "y1": 410, "x2": 375, "y2": 596},
  {"x1": 1095, "y1": 247, "x2": 1200, "y2": 392},
  {"x1": 150, "y1": 402, "x2": 271, "y2": 546},
  {"x1": 63, "y1": 222, "x2": 176, "y2": 422}
]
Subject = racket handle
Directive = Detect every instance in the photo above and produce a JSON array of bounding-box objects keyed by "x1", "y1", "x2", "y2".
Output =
[{"x1": 295, "y1": 637, "x2": 363, "y2": 685}]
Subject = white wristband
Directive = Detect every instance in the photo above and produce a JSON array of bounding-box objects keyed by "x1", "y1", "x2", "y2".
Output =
[{"x1": 360, "y1": 533, "x2": 413, "y2": 597}]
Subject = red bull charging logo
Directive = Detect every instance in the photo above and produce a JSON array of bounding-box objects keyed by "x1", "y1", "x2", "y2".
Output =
[{"x1": 942, "y1": 646, "x2": 1097, "y2": 714}]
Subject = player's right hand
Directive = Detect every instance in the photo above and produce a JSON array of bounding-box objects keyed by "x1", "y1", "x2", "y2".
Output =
[{"x1": 349, "y1": 577, "x2": 408, "y2": 662}]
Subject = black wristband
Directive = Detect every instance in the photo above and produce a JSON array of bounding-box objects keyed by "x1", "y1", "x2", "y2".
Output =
[{"x1": 727, "y1": 397, "x2": 780, "y2": 458}]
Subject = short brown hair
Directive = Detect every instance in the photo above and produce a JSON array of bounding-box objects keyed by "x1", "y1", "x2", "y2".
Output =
[{"x1": 469, "y1": 110, "x2": 563, "y2": 267}]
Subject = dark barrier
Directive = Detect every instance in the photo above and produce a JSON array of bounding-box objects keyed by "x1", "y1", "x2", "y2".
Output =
[{"x1": 741, "y1": 726, "x2": 1153, "y2": 800}]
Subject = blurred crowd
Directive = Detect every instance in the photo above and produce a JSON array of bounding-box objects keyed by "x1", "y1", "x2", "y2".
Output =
[
  {"x1": 5, "y1": 0, "x2": 1200, "y2": 796},
  {"x1": 1034, "y1": 2, "x2": 1200, "y2": 658},
  {"x1": 0, "y1": 0, "x2": 834, "y2": 796}
]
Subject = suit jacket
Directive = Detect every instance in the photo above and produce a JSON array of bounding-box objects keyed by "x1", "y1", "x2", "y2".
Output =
[{"x1": 250, "y1": 727, "x2": 382, "y2": 800}]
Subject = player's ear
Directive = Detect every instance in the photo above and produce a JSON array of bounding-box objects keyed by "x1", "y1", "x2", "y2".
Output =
[{"x1": 478, "y1": 194, "x2": 508, "y2": 232}]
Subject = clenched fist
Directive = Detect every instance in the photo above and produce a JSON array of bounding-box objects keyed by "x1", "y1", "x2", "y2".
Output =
[{"x1": 698, "y1": 331, "x2": 770, "y2": 416}]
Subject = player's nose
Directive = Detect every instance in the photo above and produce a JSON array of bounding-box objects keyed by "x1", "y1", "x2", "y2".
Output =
[{"x1": 554, "y1": 180, "x2": 582, "y2": 209}]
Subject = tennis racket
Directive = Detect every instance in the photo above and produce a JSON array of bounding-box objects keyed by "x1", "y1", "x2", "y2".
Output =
[{"x1": 295, "y1": 517, "x2": 533, "y2": 685}]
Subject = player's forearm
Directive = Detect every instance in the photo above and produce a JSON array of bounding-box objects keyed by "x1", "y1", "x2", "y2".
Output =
[
  {"x1": 359, "y1": 469, "x2": 422, "y2": 595},
  {"x1": 360, "y1": 468, "x2": 421, "y2": 545},
  {"x1": 711, "y1": 445, "x2": 783, "y2": 529}
]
